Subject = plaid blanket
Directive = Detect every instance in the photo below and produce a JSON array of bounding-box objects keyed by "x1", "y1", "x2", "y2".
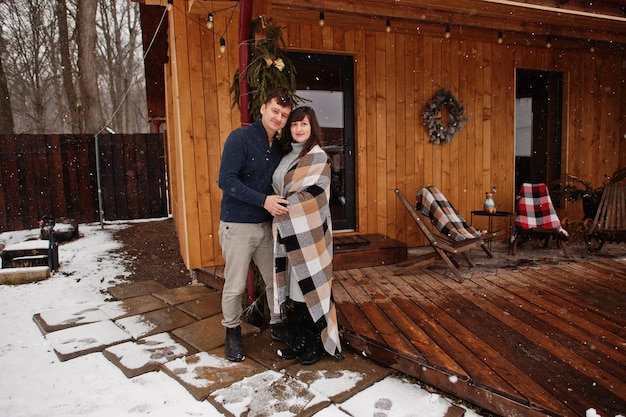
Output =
[
  {"x1": 416, "y1": 186, "x2": 482, "y2": 241},
  {"x1": 514, "y1": 183, "x2": 569, "y2": 237},
  {"x1": 272, "y1": 145, "x2": 341, "y2": 357}
]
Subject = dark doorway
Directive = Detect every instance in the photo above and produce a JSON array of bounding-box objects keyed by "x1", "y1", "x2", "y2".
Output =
[
  {"x1": 514, "y1": 69, "x2": 563, "y2": 197},
  {"x1": 288, "y1": 52, "x2": 356, "y2": 231}
]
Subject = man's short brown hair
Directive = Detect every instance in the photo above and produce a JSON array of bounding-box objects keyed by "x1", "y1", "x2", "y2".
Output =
[{"x1": 265, "y1": 88, "x2": 294, "y2": 108}]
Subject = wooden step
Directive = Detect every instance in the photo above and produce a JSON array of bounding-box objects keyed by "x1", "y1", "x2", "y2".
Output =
[
  {"x1": 333, "y1": 233, "x2": 407, "y2": 270},
  {"x1": 196, "y1": 234, "x2": 408, "y2": 289}
]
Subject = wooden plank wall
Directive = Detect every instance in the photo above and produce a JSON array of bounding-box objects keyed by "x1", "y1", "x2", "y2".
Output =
[
  {"x1": 164, "y1": 4, "x2": 625, "y2": 269},
  {"x1": 0, "y1": 134, "x2": 169, "y2": 232}
]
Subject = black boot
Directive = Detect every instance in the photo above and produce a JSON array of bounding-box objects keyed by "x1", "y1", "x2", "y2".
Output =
[
  {"x1": 277, "y1": 331, "x2": 307, "y2": 359},
  {"x1": 225, "y1": 326, "x2": 245, "y2": 362},
  {"x1": 300, "y1": 327, "x2": 325, "y2": 365},
  {"x1": 276, "y1": 301, "x2": 306, "y2": 359},
  {"x1": 271, "y1": 320, "x2": 296, "y2": 347}
]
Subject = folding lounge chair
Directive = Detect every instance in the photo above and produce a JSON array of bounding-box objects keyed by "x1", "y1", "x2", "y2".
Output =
[
  {"x1": 511, "y1": 183, "x2": 569, "y2": 257},
  {"x1": 394, "y1": 187, "x2": 503, "y2": 282},
  {"x1": 585, "y1": 181, "x2": 626, "y2": 253}
]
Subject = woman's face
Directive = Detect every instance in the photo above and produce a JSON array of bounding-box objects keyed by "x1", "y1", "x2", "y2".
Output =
[{"x1": 290, "y1": 116, "x2": 311, "y2": 143}]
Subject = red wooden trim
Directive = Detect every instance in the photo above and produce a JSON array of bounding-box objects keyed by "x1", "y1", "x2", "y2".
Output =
[{"x1": 238, "y1": 0, "x2": 253, "y2": 125}]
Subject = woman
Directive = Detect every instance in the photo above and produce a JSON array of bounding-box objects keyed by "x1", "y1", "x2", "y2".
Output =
[{"x1": 271, "y1": 106, "x2": 343, "y2": 365}]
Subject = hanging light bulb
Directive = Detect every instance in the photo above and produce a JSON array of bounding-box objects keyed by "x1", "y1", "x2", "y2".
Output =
[
  {"x1": 385, "y1": 19, "x2": 391, "y2": 33},
  {"x1": 589, "y1": 41, "x2": 596, "y2": 53},
  {"x1": 444, "y1": 24, "x2": 451, "y2": 39},
  {"x1": 319, "y1": 12, "x2": 325, "y2": 27},
  {"x1": 497, "y1": 31, "x2": 503, "y2": 44},
  {"x1": 206, "y1": 13, "x2": 214, "y2": 30},
  {"x1": 219, "y1": 37, "x2": 226, "y2": 53},
  {"x1": 166, "y1": 0, "x2": 173, "y2": 12},
  {"x1": 546, "y1": 36, "x2": 552, "y2": 49}
]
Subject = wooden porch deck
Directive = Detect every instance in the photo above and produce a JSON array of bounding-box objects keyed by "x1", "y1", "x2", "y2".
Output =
[{"x1": 333, "y1": 252, "x2": 626, "y2": 417}]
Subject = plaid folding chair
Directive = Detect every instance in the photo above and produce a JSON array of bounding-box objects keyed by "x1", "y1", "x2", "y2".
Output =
[
  {"x1": 512, "y1": 183, "x2": 569, "y2": 257},
  {"x1": 395, "y1": 186, "x2": 502, "y2": 282}
]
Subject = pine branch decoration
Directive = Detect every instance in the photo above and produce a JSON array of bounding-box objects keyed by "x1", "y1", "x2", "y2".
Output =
[{"x1": 230, "y1": 17, "x2": 302, "y2": 120}]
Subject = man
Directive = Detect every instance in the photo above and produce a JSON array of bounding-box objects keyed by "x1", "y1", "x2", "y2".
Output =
[{"x1": 218, "y1": 88, "x2": 293, "y2": 362}]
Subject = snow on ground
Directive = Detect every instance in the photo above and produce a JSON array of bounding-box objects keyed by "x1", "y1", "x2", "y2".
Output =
[{"x1": 0, "y1": 220, "x2": 493, "y2": 416}]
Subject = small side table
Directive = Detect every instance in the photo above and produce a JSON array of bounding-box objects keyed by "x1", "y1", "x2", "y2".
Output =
[{"x1": 470, "y1": 210, "x2": 513, "y2": 250}]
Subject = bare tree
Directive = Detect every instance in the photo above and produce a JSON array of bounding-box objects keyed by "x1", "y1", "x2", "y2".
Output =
[
  {"x1": 97, "y1": 0, "x2": 147, "y2": 133},
  {"x1": 0, "y1": 0, "x2": 58, "y2": 133},
  {"x1": 77, "y1": 0, "x2": 103, "y2": 133},
  {"x1": 0, "y1": 0, "x2": 148, "y2": 134},
  {"x1": 55, "y1": 0, "x2": 82, "y2": 133},
  {"x1": 0, "y1": 28, "x2": 15, "y2": 134}
]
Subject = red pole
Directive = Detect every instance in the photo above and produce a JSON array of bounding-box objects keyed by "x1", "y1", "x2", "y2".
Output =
[
  {"x1": 240, "y1": 0, "x2": 256, "y2": 305},
  {"x1": 238, "y1": 0, "x2": 253, "y2": 126}
]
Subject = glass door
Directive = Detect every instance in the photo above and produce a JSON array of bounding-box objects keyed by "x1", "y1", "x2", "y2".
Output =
[
  {"x1": 515, "y1": 69, "x2": 563, "y2": 197},
  {"x1": 288, "y1": 52, "x2": 356, "y2": 231}
]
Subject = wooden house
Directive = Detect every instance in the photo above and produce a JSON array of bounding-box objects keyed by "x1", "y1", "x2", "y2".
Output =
[{"x1": 134, "y1": 0, "x2": 626, "y2": 270}]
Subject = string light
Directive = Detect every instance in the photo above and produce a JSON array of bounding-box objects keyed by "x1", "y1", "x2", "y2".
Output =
[{"x1": 163, "y1": 4, "x2": 597, "y2": 55}]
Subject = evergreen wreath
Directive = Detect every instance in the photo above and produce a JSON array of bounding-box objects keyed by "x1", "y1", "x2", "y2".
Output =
[
  {"x1": 230, "y1": 17, "x2": 303, "y2": 120},
  {"x1": 423, "y1": 88, "x2": 469, "y2": 144}
]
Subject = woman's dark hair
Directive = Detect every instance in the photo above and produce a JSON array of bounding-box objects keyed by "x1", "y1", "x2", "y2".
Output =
[{"x1": 282, "y1": 106, "x2": 325, "y2": 158}]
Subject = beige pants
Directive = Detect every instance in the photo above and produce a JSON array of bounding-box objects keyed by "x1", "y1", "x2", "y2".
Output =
[{"x1": 219, "y1": 221, "x2": 280, "y2": 328}]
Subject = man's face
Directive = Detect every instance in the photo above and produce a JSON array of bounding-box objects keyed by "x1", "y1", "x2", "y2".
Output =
[{"x1": 260, "y1": 98, "x2": 291, "y2": 135}]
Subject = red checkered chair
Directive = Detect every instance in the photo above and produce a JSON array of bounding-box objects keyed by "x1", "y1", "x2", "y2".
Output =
[{"x1": 511, "y1": 183, "x2": 570, "y2": 257}]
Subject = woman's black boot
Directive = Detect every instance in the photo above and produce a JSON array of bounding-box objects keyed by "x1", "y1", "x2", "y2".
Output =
[
  {"x1": 297, "y1": 302, "x2": 325, "y2": 365},
  {"x1": 300, "y1": 327, "x2": 325, "y2": 365},
  {"x1": 277, "y1": 301, "x2": 306, "y2": 359},
  {"x1": 277, "y1": 332, "x2": 306, "y2": 359}
]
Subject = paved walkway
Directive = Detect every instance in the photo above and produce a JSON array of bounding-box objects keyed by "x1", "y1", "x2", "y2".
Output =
[{"x1": 32, "y1": 280, "x2": 468, "y2": 417}]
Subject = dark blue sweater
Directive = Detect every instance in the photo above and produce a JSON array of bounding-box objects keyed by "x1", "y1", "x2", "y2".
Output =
[{"x1": 218, "y1": 118, "x2": 284, "y2": 223}]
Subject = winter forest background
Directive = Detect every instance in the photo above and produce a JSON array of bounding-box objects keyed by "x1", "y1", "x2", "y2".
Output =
[{"x1": 0, "y1": 0, "x2": 148, "y2": 134}]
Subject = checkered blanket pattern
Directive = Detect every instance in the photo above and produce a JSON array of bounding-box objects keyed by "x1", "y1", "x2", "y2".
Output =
[
  {"x1": 416, "y1": 186, "x2": 482, "y2": 241},
  {"x1": 514, "y1": 183, "x2": 569, "y2": 237},
  {"x1": 273, "y1": 145, "x2": 341, "y2": 358}
]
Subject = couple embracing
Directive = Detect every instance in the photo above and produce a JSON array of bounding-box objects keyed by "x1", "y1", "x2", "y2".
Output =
[{"x1": 218, "y1": 88, "x2": 343, "y2": 365}]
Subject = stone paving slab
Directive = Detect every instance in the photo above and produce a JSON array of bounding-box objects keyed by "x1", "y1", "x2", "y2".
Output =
[
  {"x1": 115, "y1": 307, "x2": 196, "y2": 339},
  {"x1": 305, "y1": 404, "x2": 351, "y2": 416},
  {"x1": 171, "y1": 314, "x2": 259, "y2": 353},
  {"x1": 33, "y1": 306, "x2": 110, "y2": 334},
  {"x1": 31, "y1": 279, "x2": 443, "y2": 414},
  {"x1": 208, "y1": 369, "x2": 330, "y2": 417},
  {"x1": 175, "y1": 292, "x2": 222, "y2": 320},
  {"x1": 152, "y1": 285, "x2": 216, "y2": 305},
  {"x1": 161, "y1": 350, "x2": 266, "y2": 401},
  {"x1": 284, "y1": 351, "x2": 393, "y2": 404},
  {"x1": 107, "y1": 280, "x2": 169, "y2": 300},
  {"x1": 45, "y1": 320, "x2": 132, "y2": 361},
  {"x1": 103, "y1": 332, "x2": 197, "y2": 378},
  {"x1": 97, "y1": 294, "x2": 169, "y2": 320},
  {"x1": 339, "y1": 374, "x2": 465, "y2": 417}
]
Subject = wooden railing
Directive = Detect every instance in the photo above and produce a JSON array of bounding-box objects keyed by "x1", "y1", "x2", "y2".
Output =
[{"x1": 0, "y1": 133, "x2": 169, "y2": 232}]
